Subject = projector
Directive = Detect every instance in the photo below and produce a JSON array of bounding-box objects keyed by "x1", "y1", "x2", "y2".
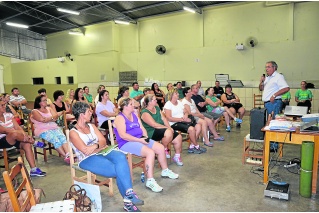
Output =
[{"x1": 264, "y1": 181, "x2": 290, "y2": 201}]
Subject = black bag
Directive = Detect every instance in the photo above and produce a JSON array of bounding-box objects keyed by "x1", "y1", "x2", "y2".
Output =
[
  {"x1": 187, "y1": 115, "x2": 197, "y2": 127},
  {"x1": 63, "y1": 184, "x2": 92, "y2": 212}
]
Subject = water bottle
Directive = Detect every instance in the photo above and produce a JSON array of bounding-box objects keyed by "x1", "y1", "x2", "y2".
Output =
[{"x1": 140, "y1": 172, "x2": 145, "y2": 183}]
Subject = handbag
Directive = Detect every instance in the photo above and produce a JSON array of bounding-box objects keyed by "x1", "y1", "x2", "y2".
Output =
[
  {"x1": 63, "y1": 184, "x2": 92, "y2": 212},
  {"x1": 187, "y1": 115, "x2": 197, "y2": 127}
]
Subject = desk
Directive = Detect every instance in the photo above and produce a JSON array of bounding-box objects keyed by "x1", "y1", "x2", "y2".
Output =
[{"x1": 263, "y1": 128, "x2": 319, "y2": 196}]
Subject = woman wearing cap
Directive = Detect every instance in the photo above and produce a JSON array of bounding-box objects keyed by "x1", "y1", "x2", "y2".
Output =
[{"x1": 221, "y1": 84, "x2": 245, "y2": 127}]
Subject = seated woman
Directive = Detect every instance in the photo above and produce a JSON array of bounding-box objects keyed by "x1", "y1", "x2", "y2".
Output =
[
  {"x1": 221, "y1": 84, "x2": 245, "y2": 127},
  {"x1": 164, "y1": 90, "x2": 206, "y2": 154},
  {"x1": 2, "y1": 93, "x2": 24, "y2": 125},
  {"x1": 113, "y1": 97, "x2": 178, "y2": 193},
  {"x1": 0, "y1": 99, "x2": 46, "y2": 177},
  {"x1": 182, "y1": 87, "x2": 221, "y2": 145},
  {"x1": 295, "y1": 81, "x2": 312, "y2": 113},
  {"x1": 151, "y1": 83, "x2": 165, "y2": 110},
  {"x1": 83, "y1": 86, "x2": 94, "y2": 108},
  {"x1": 64, "y1": 89, "x2": 75, "y2": 109},
  {"x1": 205, "y1": 87, "x2": 242, "y2": 132},
  {"x1": 94, "y1": 85, "x2": 105, "y2": 105},
  {"x1": 70, "y1": 102, "x2": 143, "y2": 212},
  {"x1": 72, "y1": 88, "x2": 90, "y2": 106},
  {"x1": 51, "y1": 90, "x2": 75, "y2": 126},
  {"x1": 140, "y1": 94, "x2": 183, "y2": 166},
  {"x1": 96, "y1": 90, "x2": 119, "y2": 143},
  {"x1": 31, "y1": 95, "x2": 70, "y2": 164}
]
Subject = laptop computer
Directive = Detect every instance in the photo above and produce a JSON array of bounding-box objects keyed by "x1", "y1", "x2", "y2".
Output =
[{"x1": 284, "y1": 106, "x2": 308, "y2": 117}]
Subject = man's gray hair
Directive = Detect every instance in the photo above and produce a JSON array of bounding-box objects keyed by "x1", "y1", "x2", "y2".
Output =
[{"x1": 72, "y1": 102, "x2": 90, "y2": 120}]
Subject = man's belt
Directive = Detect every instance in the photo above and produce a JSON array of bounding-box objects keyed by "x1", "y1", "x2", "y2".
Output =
[{"x1": 264, "y1": 99, "x2": 282, "y2": 104}]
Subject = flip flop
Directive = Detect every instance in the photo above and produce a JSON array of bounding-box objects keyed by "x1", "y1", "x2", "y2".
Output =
[
  {"x1": 203, "y1": 141, "x2": 214, "y2": 147},
  {"x1": 214, "y1": 136, "x2": 225, "y2": 141}
]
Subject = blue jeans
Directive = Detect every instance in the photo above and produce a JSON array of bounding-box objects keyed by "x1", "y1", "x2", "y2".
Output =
[
  {"x1": 264, "y1": 99, "x2": 282, "y2": 150},
  {"x1": 264, "y1": 99, "x2": 283, "y2": 119},
  {"x1": 79, "y1": 150, "x2": 132, "y2": 197}
]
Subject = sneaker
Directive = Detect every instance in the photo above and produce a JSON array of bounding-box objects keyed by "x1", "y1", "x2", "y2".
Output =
[
  {"x1": 199, "y1": 146, "x2": 207, "y2": 153},
  {"x1": 123, "y1": 200, "x2": 140, "y2": 212},
  {"x1": 161, "y1": 169, "x2": 179, "y2": 179},
  {"x1": 146, "y1": 178, "x2": 163, "y2": 193},
  {"x1": 33, "y1": 141, "x2": 46, "y2": 148},
  {"x1": 226, "y1": 126, "x2": 231, "y2": 132},
  {"x1": 188, "y1": 147, "x2": 201, "y2": 154},
  {"x1": 30, "y1": 168, "x2": 46, "y2": 177},
  {"x1": 235, "y1": 118, "x2": 243, "y2": 124},
  {"x1": 64, "y1": 156, "x2": 70, "y2": 165},
  {"x1": 164, "y1": 148, "x2": 171, "y2": 159},
  {"x1": 124, "y1": 190, "x2": 144, "y2": 206},
  {"x1": 173, "y1": 156, "x2": 183, "y2": 166}
]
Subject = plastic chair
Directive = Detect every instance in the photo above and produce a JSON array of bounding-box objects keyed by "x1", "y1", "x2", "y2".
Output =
[
  {"x1": 2, "y1": 157, "x2": 75, "y2": 212},
  {"x1": 66, "y1": 129, "x2": 114, "y2": 196}
]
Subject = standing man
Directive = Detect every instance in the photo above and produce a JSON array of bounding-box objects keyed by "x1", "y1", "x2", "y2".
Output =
[
  {"x1": 10, "y1": 87, "x2": 31, "y2": 115},
  {"x1": 176, "y1": 82, "x2": 184, "y2": 99},
  {"x1": 130, "y1": 82, "x2": 144, "y2": 103},
  {"x1": 196, "y1": 80, "x2": 205, "y2": 97},
  {"x1": 213, "y1": 81, "x2": 224, "y2": 99},
  {"x1": 259, "y1": 61, "x2": 290, "y2": 118}
]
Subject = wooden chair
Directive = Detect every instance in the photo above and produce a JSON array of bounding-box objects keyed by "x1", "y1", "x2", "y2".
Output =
[
  {"x1": 0, "y1": 147, "x2": 24, "y2": 171},
  {"x1": 2, "y1": 157, "x2": 75, "y2": 212},
  {"x1": 66, "y1": 129, "x2": 114, "y2": 196},
  {"x1": 242, "y1": 133, "x2": 264, "y2": 165},
  {"x1": 28, "y1": 113, "x2": 60, "y2": 162},
  {"x1": 253, "y1": 94, "x2": 263, "y2": 108}
]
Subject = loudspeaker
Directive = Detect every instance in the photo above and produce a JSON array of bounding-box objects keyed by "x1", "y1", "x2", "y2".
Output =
[{"x1": 250, "y1": 108, "x2": 267, "y2": 140}]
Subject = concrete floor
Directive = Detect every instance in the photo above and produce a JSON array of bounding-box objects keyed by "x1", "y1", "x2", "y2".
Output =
[{"x1": 1, "y1": 116, "x2": 319, "y2": 212}]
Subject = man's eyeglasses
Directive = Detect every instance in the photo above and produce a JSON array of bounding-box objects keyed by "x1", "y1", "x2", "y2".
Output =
[{"x1": 265, "y1": 66, "x2": 274, "y2": 68}]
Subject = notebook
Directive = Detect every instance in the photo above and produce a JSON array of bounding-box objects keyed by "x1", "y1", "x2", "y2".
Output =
[{"x1": 96, "y1": 144, "x2": 118, "y2": 156}]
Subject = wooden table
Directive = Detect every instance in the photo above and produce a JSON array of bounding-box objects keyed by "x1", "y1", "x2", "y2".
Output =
[{"x1": 262, "y1": 128, "x2": 319, "y2": 196}]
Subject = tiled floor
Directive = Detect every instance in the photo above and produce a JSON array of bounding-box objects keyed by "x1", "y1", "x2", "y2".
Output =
[{"x1": 1, "y1": 116, "x2": 318, "y2": 212}]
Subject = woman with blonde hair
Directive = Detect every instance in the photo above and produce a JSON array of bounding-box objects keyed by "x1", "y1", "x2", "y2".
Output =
[
  {"x1": 65, "y1": 89, "x2": 75, "y2": 108},
  {"x1": 141, "y1": 94, "x2": 183, "y2": 166}
]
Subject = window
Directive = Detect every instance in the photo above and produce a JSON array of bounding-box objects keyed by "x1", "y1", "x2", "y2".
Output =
[
  {"x1": 55, "y1": 77, "x2": 61, "y2": 84},
  {"x1": 67, "y1": 76, "x2": 74, "y2": 84},
  {"x1": 32, "y1": 77, "x2": 44, "y2": 85}
]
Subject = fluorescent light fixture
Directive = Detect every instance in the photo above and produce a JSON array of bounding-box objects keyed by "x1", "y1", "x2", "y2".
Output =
[
  {"x1": 57, "y1": 8, "x2": 80, "y2": 15},
  {"x1": 69, "y1": 31, "x2": 84, "y2": 36},
  {"x1": 183, "y1": 6, "x2": 196, "y2": 13},
  {"x1": 114, "y1": 20, "x2": 130, "y2": 25},
  {"x1": 6, "y1": 22, "x2": 29, "y2": 28}
]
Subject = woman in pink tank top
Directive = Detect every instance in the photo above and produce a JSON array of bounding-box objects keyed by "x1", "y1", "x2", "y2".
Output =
[{"x1": 31, "y1": 95, "x2": 70, "y2": 164}]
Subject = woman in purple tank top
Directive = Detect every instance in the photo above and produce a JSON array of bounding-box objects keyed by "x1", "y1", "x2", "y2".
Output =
[{"x1": 114, "y1": 97, "x2": 179, "y2": 193}]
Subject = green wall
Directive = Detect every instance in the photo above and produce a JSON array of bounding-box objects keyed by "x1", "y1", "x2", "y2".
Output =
[{"x1": 4, "y1": 1, "x2": 319, "y2": 100}]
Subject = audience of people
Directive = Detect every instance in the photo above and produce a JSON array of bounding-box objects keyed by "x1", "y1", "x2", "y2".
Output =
[
  {"x1": 164, "y1": 89, "x2": 206, "y2": 154},
  {"x1": 94, "y1": 85, "x2": 106, "y2": 105},
  {"x1": 70, "y1": 102, "x2": 143, "y2": 212},
  {"x1": 141, "y1": 94, "x2": 183, "y2": 166},
  {"x1": 205, "y1": 87, "x2": 242, "y2": 132},
  {"x1": 130, "y1": 82, "x2": 144, "y2": 103},
  {"x1": 114, "y1": 97, "x2": 179, "y2": 193},
  {"x1": 9, "y1": 87, "x2": 31, "y2": 115}
]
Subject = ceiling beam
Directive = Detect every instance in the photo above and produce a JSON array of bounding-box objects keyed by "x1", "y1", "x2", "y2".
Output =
[
  {"x1": 13, "y1": 1, "x2": 80, "y2": 28},
  {"x1": 121, "y1": 1, "x2": 175, "y2": 14},
  {"x1": 0, "y1": 1, "x2": 54, "y2": 24},
  {"x1": 97, "y1": 1, "x2": 137, "y2": 24}
]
